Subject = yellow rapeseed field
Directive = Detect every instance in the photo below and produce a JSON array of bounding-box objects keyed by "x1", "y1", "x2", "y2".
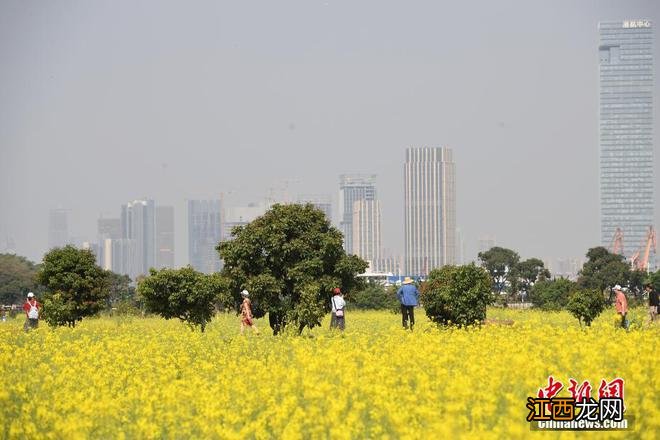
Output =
[{"x1": 0, "y1": 308, "x2": 658, "y2": 439}]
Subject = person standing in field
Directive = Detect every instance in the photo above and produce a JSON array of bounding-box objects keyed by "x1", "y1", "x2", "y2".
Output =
[
  {"x1": 397, "y1": 277, "x2": 419, "y2": 330},
  {"x1": 330, "y1": 287, "x2": 346, "y2": 331},
  {"x1": 23, "y1": 292, "x2": 41, "y2": 331},
  {"x1": 613, "y1": 285, "x2": 628, "y2": 330},
  {"x1": 239, "y1": 290, "x2": 259, "y2": 335},
  {"x1": 646, "y1": 283, "x2": 658, "y2": 323}
]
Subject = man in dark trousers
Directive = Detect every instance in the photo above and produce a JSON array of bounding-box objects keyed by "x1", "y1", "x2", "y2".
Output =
[
  {"x1": 646, "y1": 283, "x2": 658, "y2": 323},
  {"x1": 397, "y1": 277, "x2": 419, "y2": 330}
]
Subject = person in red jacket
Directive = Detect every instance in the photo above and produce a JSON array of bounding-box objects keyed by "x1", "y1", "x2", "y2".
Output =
[{"x1": 22, "y1": 292, "x2": 41, "y2": 331}]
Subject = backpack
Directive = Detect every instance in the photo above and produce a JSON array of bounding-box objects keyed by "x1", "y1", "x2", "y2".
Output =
[{"x1": 27, "y1": 302, "x2": 39, "y2": 319}]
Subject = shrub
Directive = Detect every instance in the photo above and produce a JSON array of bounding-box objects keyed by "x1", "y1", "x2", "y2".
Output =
[
  {"x1": 529, "y1": 278, "x2": 576, "y2": 311},
  {"x1": 421, "y1": 264, "x2": 493, "y2": 327},
  {"x1": 350, "y1": 284, "x2": 400, "y2": 311},
  {"x1": 566, "y1": 289, "x2": 606, "y2": 327}
]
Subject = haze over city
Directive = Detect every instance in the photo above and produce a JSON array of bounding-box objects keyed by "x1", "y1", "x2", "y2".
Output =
[{"x1": 1, "y1": 0, "x2": 659, "y2": 268}]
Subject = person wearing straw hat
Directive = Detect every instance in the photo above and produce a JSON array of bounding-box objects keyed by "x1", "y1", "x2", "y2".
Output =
[
  {"x1": 397, "y1": 277, "x2": 419, "y2": 330},
  {"x1": 239, "y1": 290, "x2": 259, "y2": 335}
]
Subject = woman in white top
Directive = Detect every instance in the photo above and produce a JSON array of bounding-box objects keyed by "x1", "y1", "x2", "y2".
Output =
[{"x1": 330, "y1": 287, "x2": 346, "y2": 331}]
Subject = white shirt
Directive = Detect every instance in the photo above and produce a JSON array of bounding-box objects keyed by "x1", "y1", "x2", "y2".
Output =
[{"x1": 331, "y1": 295, "x2": 345, "y2": 313}]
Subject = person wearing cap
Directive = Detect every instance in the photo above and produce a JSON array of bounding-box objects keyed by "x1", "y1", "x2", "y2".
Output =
[
  {"x1": 645, "y1": 283, "x2": 658, "y2": 323},
  {"x1": 330, "y1": 287, "x2": 346, "y2": 331},
  {"x1": 397, "y1": 277, "x2": 419, "y2": 330},
  {"x1": 239, "y1": 290, "x2": 259, "y2": 335},
  {"x1": 22, "y1": 292, "x2": 41, "y2": 331},
  {"x1": 613, "y1": 285, "x2": 628, "y2": 329}
]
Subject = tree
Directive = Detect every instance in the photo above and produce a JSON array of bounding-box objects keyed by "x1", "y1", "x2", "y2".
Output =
[
  {"x1": 350, "y1": 283, "x2": 400, "y2": 311},
  {"x1": 138, "y1": 267, "x2": 228, "y2": 332},
  {"x1": 218, "y1": 203, "x2": 368, "y2": 334},
  {"x1": 577, "y1": 247, "x2": 630, "y2": 297},
  {"x1": 529, "y1": 278, "x2": 575, "y2": 311},
  {"x1": 516, "y1": 258, "x2": 551, "y2": 298},
  {"x1": 566, "y1": 289, "x2": 606, "y2": 327},
  {"x1": 628, "y1": 269, "x2": 647, "y2": 300},
  {"x1": 420, "y1": 263, "x2": 493, "y2": 327},
  {"x1": 0, "y1": 253, "x2": 42, "y2": 305},
  {"x1": 478, "y1": 247, "x2": 519, "y2": 295},
  {"x1": 106, "y1": 272, "x2": 135, "y2": 305},
  {"x1": 648, "y1": 269, "x2": 660, "y2": 292},
  {"x1": 37, "y1": 246, "x2": 109, "y2": 327}
]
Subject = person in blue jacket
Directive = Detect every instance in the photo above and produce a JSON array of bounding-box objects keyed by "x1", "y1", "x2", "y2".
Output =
[{"x1": 397, "y1": 277, "x2": 419, "y2": 330}]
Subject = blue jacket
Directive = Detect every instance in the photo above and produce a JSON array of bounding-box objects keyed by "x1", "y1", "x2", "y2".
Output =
[{"x1": 397, "y1": 284, "x2": 419, "y2": 306}]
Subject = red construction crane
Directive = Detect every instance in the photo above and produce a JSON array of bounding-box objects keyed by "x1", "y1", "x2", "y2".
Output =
[
  {"x1": 631, "y1": 226, "x2": 656, "y2": 272},
  {"x1": 610, "y1": 228, "x2": 624, "y2": 255}
]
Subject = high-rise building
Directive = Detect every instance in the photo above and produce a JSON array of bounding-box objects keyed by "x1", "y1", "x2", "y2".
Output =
[
  {"x1": 121, "y1": 199, "x2": 156, "y2": 277},
  {"x1": 339, "y1": 174, "x2": 376, "y2": 253},
  {"x1": 478, "y1": 236, "x2": 497, "y2": 254},
  {"x1": 188, "y1": 200, "x2": 223, "y2": 273},
  {"x1": 102, "y1": 238, "x2": 135, "y2": 275},
  {"x1": 98, "y1": 218, "x2": 121, "y2": 241},
  {"x1": 297, "y1": 195, "x2": 333, "y2": 223},
  {"x1": 48, "y1": 208, "x2": 69, "y2": 249},
  {"x1": 599, "y1": 20, "x2": 655, "y2": 258},
  {"x1": 352, "y1": 199, "x2": 381, "y2": 271},
  {"x1": 404, "y1": 147, "x2": 456, "y2": 275},
  {"x1": 155, "y1": 206, "x2": 175, "y2": 269}
]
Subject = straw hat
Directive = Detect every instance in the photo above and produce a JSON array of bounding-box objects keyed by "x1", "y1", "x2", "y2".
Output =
[{"x1": 403, "y1": 277, "x2": 413, "y2": 285}]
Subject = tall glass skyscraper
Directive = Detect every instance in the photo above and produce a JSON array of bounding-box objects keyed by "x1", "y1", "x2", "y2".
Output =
[
  {"x1": 599, "y1": 20, "x2": 654, "y2": 257},
  {"x1": 404, "y1": 147, "x2": 455, "y2": 276}
]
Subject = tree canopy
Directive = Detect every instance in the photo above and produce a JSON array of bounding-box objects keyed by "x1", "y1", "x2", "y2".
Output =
[
  {"x1": 577, "y1": 247, "x2": 630, "y2": 294},
  {"x1": 218, "y1": 203, "x2": 368, "y2": 334},
  {"x1": 0, "y1": 253, "x2": 41, "y2": 305},
  {"x1": 37, "y1": 246, "x2": 109, "y2": 327},
  {"x1": 421, "y1": 264, "x2": 493, "y2": 327},
  {"x1": 138, "y1": 267, "x2": 229, "y2": 332},
  {"x1": 477, "y1": 247, "x2": 520, "y2": 294}
]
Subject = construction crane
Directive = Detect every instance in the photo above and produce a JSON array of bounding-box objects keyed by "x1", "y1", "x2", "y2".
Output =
[
  {"x1": 609, "y1": 228, "x2": 624, "y2": 255},
  {"x1": 630, "y1": 226, "x2": 656, "y2": 272}
]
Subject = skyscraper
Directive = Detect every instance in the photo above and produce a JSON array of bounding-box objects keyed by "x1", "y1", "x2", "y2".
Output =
[
  {"x1": 188, "y1": 200, "x2": 223, "y2": 273},
  {"x1": 404, "y1": 147, "x2": 456, "y2": 275},
  {"x1": 48, "y1": 208, "x2": 69, "y2": 249},
  {"x1": 352, "y1": 199, "x2": 381, "y2": 271},
  {"x1": 599, "y1": 20, "x2": 655, "y2": 258},
  {"x1": 155, "y1": 206, "x2": 175, "y2": 269},
  {"x1": 121, "y1": 199, "x2": 156, "y2": 277},
  {"x1": 338, "y1": 174, "x2": 376, "y2": 253}
]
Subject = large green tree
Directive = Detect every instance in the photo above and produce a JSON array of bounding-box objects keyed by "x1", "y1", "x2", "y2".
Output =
[
  {"x1": 218, "y1": 203, "x2": 368, "y2": 334},
  {"x1": 420, "y1": 264, "x2": 493, "y2": 327},
  {"x1": 37, "y1": 246, "x2": 109, "y2": 327},
  {"x1": 138, "y1": 267, "x2": 229, "y2": 332},
  {"x1": 477, "y1": 247, "x2": 520, "y2": 295},
  {"x1": 0, "y1": 253, "x2": 41, "y2": 305},
  {"x1": 516, "y1": 258, "x2": 551, "y2": 297},
  {"x1": 577, "y1": 247, "x2": 630, "y2": 297},
  {"x1": 529, "y1": 278, "x2": 576, "y2": 311}
]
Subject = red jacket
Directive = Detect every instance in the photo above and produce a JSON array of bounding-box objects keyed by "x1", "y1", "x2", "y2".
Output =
[{"x1": 23, "y1": 299, "x2": 40, "y2": 316}]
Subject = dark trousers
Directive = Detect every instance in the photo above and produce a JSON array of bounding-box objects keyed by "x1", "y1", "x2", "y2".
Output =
[{"x1": 401, "y1": 305, "x2": 415, "y2": 329}]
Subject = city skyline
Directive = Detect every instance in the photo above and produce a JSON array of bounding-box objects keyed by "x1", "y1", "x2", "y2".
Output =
[{"x1": 1, "y1": 2, "x2": 659, "y2": 268}]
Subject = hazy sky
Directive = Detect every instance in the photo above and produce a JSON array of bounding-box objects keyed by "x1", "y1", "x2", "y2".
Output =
[{"x1": 1, "y1": 0, "x2": 659, "y2": 266}]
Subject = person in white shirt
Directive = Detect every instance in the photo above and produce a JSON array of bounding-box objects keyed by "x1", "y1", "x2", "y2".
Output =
[{"x1": 330, "y1": 287, "x2": 346, "y2": 331}]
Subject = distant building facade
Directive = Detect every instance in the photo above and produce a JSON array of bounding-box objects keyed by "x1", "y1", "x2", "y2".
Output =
[
  {"x1": 188, "y1": 200, "x2": 223, "y2": 273},
  {"x1": 352, "y1": 199, "x2": 381, "y2": 271},
  {"x1": 48, "y1": 208, "x2": 69, "y2": 249},
  {"x1": 599, "y1": 20, "x2": 655, "y2": 259},
  {"x1": 121, "y1": 199, "x2": 156, "y2": 278},
  {"x1": 155, "y1": 206, "x2": 175, "y2": 269},
  {"x1": 339, "y1": 174, "x2": 377, "y2": 253},
  {"x1": 222, "y1": 203, "x2": 267, "y2": 241},
  {"x1": 404, "y1": 147, "x2": 456, "y2": 275}
]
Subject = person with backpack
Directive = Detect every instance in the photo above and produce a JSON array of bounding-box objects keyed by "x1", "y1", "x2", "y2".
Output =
[
  {"x1": 330, "y1": 287, "x2": 345, "y2": 331},
  {"x1": 397, "y1": 277, "x2": 419, "y2": 330},
  {"x1": 22, "y1": 292, "x2": 41, "y2": 331}
]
